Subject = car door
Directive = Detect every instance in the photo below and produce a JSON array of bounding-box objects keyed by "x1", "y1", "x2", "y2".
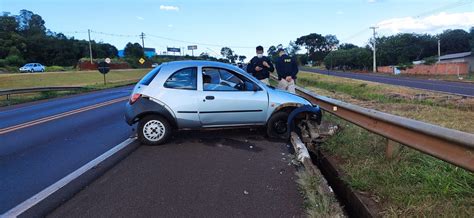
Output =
[
  {"x1": 198, "y1": 67, "x2": 268, "y2": 126},
  {"x1": 153, "y1": 67, "x2": 201, "y2": 128},
  {"x1": 33, "y1": 64, "x2": 39, "y2": 72}
]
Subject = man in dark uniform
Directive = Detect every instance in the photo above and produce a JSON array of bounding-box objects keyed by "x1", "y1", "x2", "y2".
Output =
[
  {"x1": 247, "y1": 46, "x2": 274, "y2": 84},
  {"x1": 275, "y1": 48, "x2": 298, "y2": 93}
]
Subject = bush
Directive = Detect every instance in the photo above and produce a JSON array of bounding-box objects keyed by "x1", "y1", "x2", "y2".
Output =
[
  {"x1": 46, "y1": 66, "x2": 66, "y2": 72},
  {"x1": 5, "y1": 55, "x2": 25, "y2": 67},
  {"x1": 0, "y1": 59, "x2": 7, "y2": 67},
  {"x1": 423, "y1": 56, "x2": 437, "y2": 65},
  {"x1": 397, "y1": 62, "x2": 414, "y2": 70}
]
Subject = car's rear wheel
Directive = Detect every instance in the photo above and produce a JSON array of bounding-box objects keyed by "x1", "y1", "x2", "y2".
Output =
[
  {"x1": 137, "y1": 115, "x2": 171, "y2": 145},
  {"x1": 266, "y1": 111, "x2": 290, "y2": 139}
]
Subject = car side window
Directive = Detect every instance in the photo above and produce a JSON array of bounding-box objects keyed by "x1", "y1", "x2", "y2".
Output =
[
  {"x1": 202, "y1": 67, "x2": 259, "y2": 91},
  {"x1": 164, "y1": 67, "x2": 197, "y2": 90}
]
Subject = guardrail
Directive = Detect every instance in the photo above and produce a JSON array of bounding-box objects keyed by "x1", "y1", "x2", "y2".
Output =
[
  {"x1": 0, "y1": 87, "x2": 84, "y2": 100},
  {"x1": 271, "y1": 75, "x2": 474, "y2": 172}
]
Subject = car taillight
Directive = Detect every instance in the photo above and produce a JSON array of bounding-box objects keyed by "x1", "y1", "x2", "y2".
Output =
[{"x1": 129, "y1": 93, "x2": 142, "y2": 104}]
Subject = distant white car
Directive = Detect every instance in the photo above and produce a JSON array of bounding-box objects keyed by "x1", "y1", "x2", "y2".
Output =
[
  {"x1": 151, "y1": 63, "x2": 159, "y2": 68},
  {"x1": 19, "y1": 63, "x2": 45, "y2": 73}
]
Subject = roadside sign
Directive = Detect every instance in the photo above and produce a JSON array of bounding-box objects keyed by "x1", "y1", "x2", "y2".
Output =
[
  {"x1": 98, "y1": 61, "x2": 110, "y2": 74},
  {"x1": 97, "y1": 61, "x2": 110, "y2": 85},
  {"x1": 139, "y1": 58, "x2": 145, "y2": 64},
  {"x1": 105, "y1": 57, "x2": 111, "y2": 64},
  {"x1": 187, "y1": 45, "x2": 197, "y2": 56},
  {"x1": 167, "y1": 47, "x2": 181, "y2": 53}
]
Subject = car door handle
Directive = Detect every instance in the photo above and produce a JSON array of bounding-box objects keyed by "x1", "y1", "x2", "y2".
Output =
[{"x1": 205, "y1": 96, "x2": 215, "y2": 100}]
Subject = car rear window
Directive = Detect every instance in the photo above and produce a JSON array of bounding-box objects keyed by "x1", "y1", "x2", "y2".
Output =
[{"x1": 138, "y1": 66, "x2": 161, "y2": 85}]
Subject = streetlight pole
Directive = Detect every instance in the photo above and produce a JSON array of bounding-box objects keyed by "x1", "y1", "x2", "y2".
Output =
[
  {"x1": 370, "y1": 26, "x2": 378, "y2": 73},
  {"x1": 438, "y1": 39, "x2": 441, "y2": 62}
]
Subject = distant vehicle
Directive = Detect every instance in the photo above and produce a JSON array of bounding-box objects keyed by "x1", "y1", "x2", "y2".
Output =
[
  {"x1": 125, "y1": 60, "x2": 322, "y2": 145},
  {"x1": 151, "y1": 63, "x2": 159, "y2": 68},
  {"x1": 19, "y1": 63, "x2": 45, "y2": 73}
]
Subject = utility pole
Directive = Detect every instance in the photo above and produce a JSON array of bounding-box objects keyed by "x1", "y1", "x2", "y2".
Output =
[
  {"x1": 370, "y1": 26, "x2": 378, "y2": 73},
  {"x1": 88, "y1": 29, "x2": 93, "y2": 64},
  {"x1": 438, "y1": 39, "x2": 441, "y2": 62},
  {"x1": 140, "y1": 32, "x2": 146, "y2": 56}
]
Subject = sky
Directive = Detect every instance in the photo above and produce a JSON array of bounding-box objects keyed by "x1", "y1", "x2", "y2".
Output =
[{"x1": 1, "y1": 0, "x2": 473, "y2": 60}]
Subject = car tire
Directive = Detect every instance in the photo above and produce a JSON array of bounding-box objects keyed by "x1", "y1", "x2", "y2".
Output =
[
  {"x1": 137, "y1": 115, "x2": 171, "y2": 145},
  {"x1": 266, "y1": 111, "x2": 290, "y2": 139}
]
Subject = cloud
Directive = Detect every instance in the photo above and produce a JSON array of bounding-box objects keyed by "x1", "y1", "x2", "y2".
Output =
[
  {"x1": 168, "y1": 24, "x2": 173, "y2": 28},
  {"x1": 160, "y1": 5, "x2": 179, "y2": 11},
  {"x1": 377, "y1": 12, "x2": 474, "y2": 33},
  {"x1": 367, "y1": 0, "x2": 377, "y2": 3},
  {"x1": 136, "y1": 16, "x2": 144, "y2": 20},
  {"x1": 336, "y1": 10, "x2": 344, "y2": 15}
]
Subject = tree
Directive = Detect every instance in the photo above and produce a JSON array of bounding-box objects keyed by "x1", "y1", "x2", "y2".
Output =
[
  {"x1": 438, "y1": 29, "x2": 470, "y2": 54},
  {"x1": 16, "y1": 10, "x2": 46, "y2": 36},
  {"x1": 338, "y1": 43, "x2": 358, "y2": 50},
  {"x1": 324, "y1": 47, "x2": 372, "y2": 71},
  {"x1": 287, "y1": 41, "x2": 300, "y2": 56},
  {"x1": 220, "y1": 47, "x2": 236, "y2": 63},
  {"x1": 267, "y1": 45, "x2": 277, "y2": 59},
  {"x1": 470, "y1": 27, "x2": 474, "y2": 52},
  {"x1": 375, "y1": 33, "x2": 437, "y2": 66},
  {"x1": 295, "y1": 33, "x2": 339, "y2": 63},
  {"x1": 238, "y1": 55, "x2": 246, "y2": 63},
  {"x1": 124, "y1": 42, "x2": 143, "y2": 58}
]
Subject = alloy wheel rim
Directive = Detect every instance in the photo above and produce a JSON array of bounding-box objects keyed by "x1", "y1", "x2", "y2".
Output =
[{"x1": 143, "y1": 120, "x2": 165, "y2": 142}]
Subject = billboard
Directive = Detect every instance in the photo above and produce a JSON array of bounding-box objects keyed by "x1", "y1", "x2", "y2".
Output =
[
  {"x1": 167, "y1": 47, "x2": 181, "y2": 53},
  {"x1": 187, "y1": 45, "x2": 197, "y2": 50}
]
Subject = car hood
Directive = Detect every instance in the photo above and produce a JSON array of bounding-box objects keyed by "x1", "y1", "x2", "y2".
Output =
[{"x1": 266, "y1": 86, "x2": 312, "y2": 106}]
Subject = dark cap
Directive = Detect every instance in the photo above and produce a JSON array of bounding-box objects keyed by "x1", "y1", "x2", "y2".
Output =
[{"x1": 256, "y1": 46, "x2": 264, "y2": 51}]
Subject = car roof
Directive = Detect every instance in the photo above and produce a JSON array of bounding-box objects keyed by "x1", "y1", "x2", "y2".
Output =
[{"x1": 162, "y1": 60, "x2": 251, "y2": 76}]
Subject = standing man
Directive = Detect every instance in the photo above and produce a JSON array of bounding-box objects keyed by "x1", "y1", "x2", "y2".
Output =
[
  {"x1": 275, "y1": 48, "x2": 298, "y2": 93},
  {"x1": 247, "y1": 46, "x2": 274, "y2": 84}
]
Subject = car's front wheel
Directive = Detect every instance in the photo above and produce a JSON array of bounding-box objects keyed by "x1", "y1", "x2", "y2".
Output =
[
  {"x1": 266, "y1": 111, "x2": 290, "y2": 139},
  {"x1": 137, "y1": 115, "x2": 171, "y2": 145}
]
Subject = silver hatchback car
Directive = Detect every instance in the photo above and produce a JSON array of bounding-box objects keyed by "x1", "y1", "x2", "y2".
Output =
[{"x1": 125, "y1": 60, "x2": 322, "y2": 145}]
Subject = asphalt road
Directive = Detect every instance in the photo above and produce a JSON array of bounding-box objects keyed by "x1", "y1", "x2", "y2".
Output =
[
  {"x1": 0, "y1": 86, "x2": 133, "y2": 214},
  {"x1": 302, "y1": 67, "x2": 474, "y2": 96},
  {"x1": 48, "y1": 129, "x2": 304, "y2": 217}
]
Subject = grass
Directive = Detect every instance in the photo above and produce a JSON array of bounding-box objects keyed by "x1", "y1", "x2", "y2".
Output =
[
  {"x1": 0, "y1": 69, "x2": 150, "y2": 89},
  {"x1": 295, "y1": 71, "x2": 474, "y2": 133},
  {"x1": 0, "y1": 69, "x2": 150, "y2": 107},
  {"x1": 296, "y1": 170, "x2": 344, "y2": 217},
  {"x1": 288, "y1": 71, "x2": 474, "y2": 216},
  {"x1": 321, "y1": 114, "x2": 474, "y2": 217}
]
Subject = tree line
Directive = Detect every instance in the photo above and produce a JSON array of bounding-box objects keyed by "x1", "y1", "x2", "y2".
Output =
[
  {"x1": 0, "y1": 10, "x2": 118, "y2": 69},
  {"x1": 265, "y1": 28, "x2": 474, "y2": 71}
]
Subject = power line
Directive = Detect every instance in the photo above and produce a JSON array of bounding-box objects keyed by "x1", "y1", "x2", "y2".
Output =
[
  {"x1": 146, "y1": 33, "x2": 262, "y2": 49},
  {"x1": 89, "y1": 30, "x2": 139, "y2": 38}
]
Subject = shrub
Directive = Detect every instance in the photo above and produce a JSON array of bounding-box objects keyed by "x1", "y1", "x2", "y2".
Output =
[
  {"x1": 423, "y1": 56, "x2": 437, "y2": 65},
  {"x1": 46, "y1": 66, "x2": 65, "y2": 72},
  {"x1": 0, "y1": 59, "x2": 7, "y2": 67},
  {"x1": 5, "y1": 55, "x2": 25, "y2": 67}
]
